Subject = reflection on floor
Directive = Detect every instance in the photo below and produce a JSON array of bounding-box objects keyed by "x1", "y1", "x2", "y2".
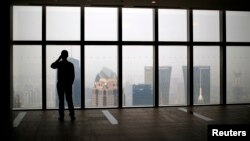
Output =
[{"x1": 12, "y1": 105, "x2": 250, "y2": 141}]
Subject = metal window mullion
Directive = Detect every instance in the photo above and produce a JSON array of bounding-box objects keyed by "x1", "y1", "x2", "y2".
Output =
[
  {"x1": 187, "y1": 9, "x2": 193, "y2": 106},
  {"x1": 42, "y1": 6, "x2": 46, "y2": 110},
  {"x1": 118, "y1": 7, "x2": 123, "y2": 108},
  {"x1": 81, "y1": 6, "x2": 85, "y2": 109},
  {"x1": 220, "y1": 10, "x2": 227, "y2": 105},
  {"x1": 154, "y1": 8, "x2": 159, "y2": 107}
]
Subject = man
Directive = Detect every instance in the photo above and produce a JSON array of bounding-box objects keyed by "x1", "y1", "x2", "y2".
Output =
[{"x1": 51, "y1": 50, "x2": 75, "y2": 121}]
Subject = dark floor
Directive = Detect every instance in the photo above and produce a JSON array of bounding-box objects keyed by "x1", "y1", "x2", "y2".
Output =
[{"x1": 11, "y1": 105, "x2": 250, "y2": 141}]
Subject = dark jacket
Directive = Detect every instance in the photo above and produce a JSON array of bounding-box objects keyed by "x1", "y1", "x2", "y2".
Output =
[{"x1": 51, "y1": 60, "x2": 75, "y2": 85}]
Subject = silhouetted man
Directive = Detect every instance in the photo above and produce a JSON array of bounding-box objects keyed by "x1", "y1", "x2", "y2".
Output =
[{"x1": 51, "y1": 50, "x2": 75, "y2": 121}]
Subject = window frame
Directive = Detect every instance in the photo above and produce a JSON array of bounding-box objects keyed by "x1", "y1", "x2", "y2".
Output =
[{"x1": 11, "y1": 5, "x2": 250, "y2": 110}]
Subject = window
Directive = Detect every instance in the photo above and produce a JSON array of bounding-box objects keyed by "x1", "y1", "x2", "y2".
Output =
[
  {"x1": 123, "y1": 46, "x2": 154, "y2": 107},
  {"x1": 159, "y1": 9, "x2": 187, "y2": 41},
  {"x1": 226, "y1": 11, "x2": 250, "y2": 42},
  {"x1": 46, "y1": 45, "x2": 81, "y2": 108},
  {"x1": 85, "y1": 46, "x2": 118, "y2": 108},
  {"x1": 193, "y1": 46, "x2": 220, "y2": 105},
  {"x1": 13, "y1": 6, "x2": 42, "y2": 40},
  {"x1": 13, "y1": 45, "x2": 42, "y2": 109},
  {"x1": 193, "y1": 10, "x2": 220, "y2": 42},
  {"x1": 46, "y1": 7, "x2": 80, "y2": 40},
  {"x1": 227, "y1": 47, "x2": 250, "y2": 104},
  {"x1": 13, "y1": 5, "x2": 250, "y2": 109},
  {"x1": 159, "y1": 46, "x2": 187, "y2": 106},
  {"x1": 122, "y1": 8, "x2": 154, "y2": 41},
  {"x1": 85, "y1": 7, "x2": 118, "y2": 41}
]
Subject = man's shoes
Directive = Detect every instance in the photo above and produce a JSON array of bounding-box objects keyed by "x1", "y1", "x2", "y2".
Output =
[
  {"x1": 58, "y1": 116, "x2": 75, "y2": 121},
  {"x1": 71, "y1": 116, "x2": 76, "y2": 121},
  {"x1": 58, "y1": 117, "x2": 64, "y2": 121}
]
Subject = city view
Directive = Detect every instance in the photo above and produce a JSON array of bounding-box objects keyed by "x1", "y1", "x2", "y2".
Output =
[
  {"x1": 12, "y1": 7, "x2": 250, "y2": 109},
  {"x1": 13, "y1": 56, "x2": 250, "y2": 108}
]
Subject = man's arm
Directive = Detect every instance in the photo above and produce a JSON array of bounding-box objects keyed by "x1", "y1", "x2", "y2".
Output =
[{"x1": 51, "y1": 56, "x2": 61, "y2": 69}]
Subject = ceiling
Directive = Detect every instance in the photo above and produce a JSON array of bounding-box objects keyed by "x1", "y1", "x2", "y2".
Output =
[{"x1": 11, "y1": 0, "x2": 250, "y2": 10}]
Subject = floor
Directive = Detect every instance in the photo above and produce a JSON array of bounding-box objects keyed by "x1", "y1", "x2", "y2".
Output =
[{"x1": 11, "y1": 105, "x2": 250, "y2": 141}]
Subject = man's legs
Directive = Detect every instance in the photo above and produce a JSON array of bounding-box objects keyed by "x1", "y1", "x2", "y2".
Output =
[
  {"x1": 65, "y1": 85, "x2": 75, "y2": 120},
  {"x1": 57, "y1": 83, "x2": 65, "y2": 120}
]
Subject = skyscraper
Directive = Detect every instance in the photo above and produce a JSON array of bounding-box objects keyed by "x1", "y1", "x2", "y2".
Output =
[
  {"x1": 182, "y1": 66, "x2": 210, "y2": 104},
  {"x1": 68, "y1": 57, "x2": 81, "y2": 107},
  {"x1": 193, "y1": 66, "x2": 210, "y2": 104},
  {"x1": 92, "y1": 67, "x2": 118, "y2": 107},
  {"x1": 123, "y1": 81, "x2": 133, "y2": 106},
  {"x1": 144, "y1": 66, "x2": 172, "y2": 105},
  {"x1": 230, "y1": 72, "x2": 245, "y2": 102},
  {"x1": 159, "y1": 67, "x2": 172, "y2": 105},
  {"x1": 144, "y1": 66, "x2": 153, "y2": 85},
  {"x1": 132, "y1": 84, "x2": 153, "y2": 106}
]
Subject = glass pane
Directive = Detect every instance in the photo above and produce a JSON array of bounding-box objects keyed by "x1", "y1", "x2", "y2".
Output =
[
  {"x1": 85, "y1": 7, "x2": 118, "y2": 41},
  {"x1": 46, "y1": 7, "x2": 80, "y2": 40},
  {"x1": 13, "y1": 45, "x2": 42, "y2": 109},
  {"x1": 227, "y1": 47, "x2": 250, "y2": 104},
  {"x1": 85, "y1": 46, "x2": 118, "y2": 108},
  {"x1": 123, "y1": 46, "x2": 153, "y2": 107},
  {"x1": 159, "y1": 9, "x2": 187, "y2": 41},
  {"x1": 122, "y1": 8, "x2": 153, "y2": 41},
  {"x1": 13, "y1": 6, "x2": 42, "y2": 40},
  {"x1": 226, "y1": 11, "x2": 250, "y2": 42},
  {"x1": 193, "y1": 10, "x2": 220, "y2": 42},
  {"x1": 159, "y1": 46, "x2": 187, "y2": 106},
  {"x1": 193, "y1": 46, "x2": 220, "y2": 105},
  {"x1": 47, "y1": 45, "x2": 81, "y2": 108}
]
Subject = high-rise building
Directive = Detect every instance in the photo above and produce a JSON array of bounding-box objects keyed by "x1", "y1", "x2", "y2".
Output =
[
  {"x1": 194, "y1": 66, "x2": 210, "y2": 104},
  {"x1": 159, "y1": 67, "x2": 172, "y2": 105},
  {"x1": 92, "y1": 67, "x2": 118, "y2": 107},
  {"x1": 144, "y1": 66, "x2": 172, "y2": 105},
  {"x1": 230, "y1": 72, "x2": 245, "y2": 102},
  {"x1": 132, "y1": 84, "x2": 153, "y2": 106},
  {"x1": 123, "y1": 81, "x2": 133, "y2": 106},
  {"x1": 68, "y1": 57, "x2": 81, "y2": 107},
  {"x1": 182, "y1": 66, "x2": 210, "y2": 104},
  {"x1": 144, "y1": 66, "x2": 153, "y2": 85}
]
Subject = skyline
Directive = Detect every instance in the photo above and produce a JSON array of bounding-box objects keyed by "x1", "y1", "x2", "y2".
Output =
[{"x1": 13, "y1": 62, "x2": 236, "y2": 108}]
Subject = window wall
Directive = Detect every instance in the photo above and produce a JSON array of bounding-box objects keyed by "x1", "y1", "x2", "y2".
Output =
[
  {"x1": 85, "y1": 46, "x2": 118, "y2": 108},
  {"x1": 122, "y1": 8, "x2": 153, "y2": 41},
  {"x1": 193, "y1": 10, "x2": 220, "y2": 42},
  {"x1": 227, "y1": 47, "x2": 250, "y2": 104},
  {"x1": 158, "y1": 9, "x2": 187, "y2": 41},
  {"x1": 193, "y1": 46, "x2": 220, "y2": 105},
  {"x1": 13, "y1": 6, "x2": 43, "y2": 109},
  {"x1": 46, "y1": 45, "x2": 81, "y2": 108},
  {"x1": 46, "y1": 7, "x2": 80, "y2": 41},
  {"x1": 226, "y1": 11, "x2": 250, "y2": 42},
  {"x1": 226, "y1": 11, "x2": 250, "y2": 104},
  {"x1": 123, "y1": 46, "x2": 153, "y2": 107},
  {"x1": 12, "y1": 5, "x2": 250, "y2": 109},
  {"x1": 84, "y1": 7, "x2": 118, "y2": 41},
  {"x1": 158, "y1": 46, "x2": 187, "y2": 106},
  {"x1": 13, "y1": 45, "x2": 42, "y2": 109},
  {"x1": 13, "y1": 6, "x2": 42, "y2": 40}
]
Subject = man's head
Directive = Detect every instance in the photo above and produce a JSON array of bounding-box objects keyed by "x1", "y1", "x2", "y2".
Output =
[{"x1": 61, "y1": 50, "x2": 68, "y2": 60}]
